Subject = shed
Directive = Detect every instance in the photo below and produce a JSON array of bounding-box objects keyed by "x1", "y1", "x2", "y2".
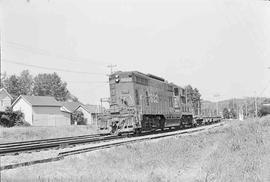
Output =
[
  {"x1": 12, "y1": 95, "x2": 71, "y2": 126},
  {"x1": 0, "y1": 88, "x2": 13, "y2": 111},
  {"x1": 75, "y1": 104, "x2": 103, "y2": 125}
]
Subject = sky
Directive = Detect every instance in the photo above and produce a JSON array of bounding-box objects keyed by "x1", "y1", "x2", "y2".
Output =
[{"x1": 1, "y1": 0, "x2": 270, "y2": 105}]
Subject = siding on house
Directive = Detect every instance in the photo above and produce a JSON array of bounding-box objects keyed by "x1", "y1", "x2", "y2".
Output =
[
  {"x1": 12, "y1": 98, "x2": 33, "y2": 125},
  {"x1": 12, "y1": 95, "x2": 71, "y2": 126},
  {"x1": 32, "y1": 106, "x2": 71, "y2": 126},
  {"x1": 0, "y1": 96, "x2": 12, "y2": 111},
  {"x1": 0, "y1": 88, "x2": 12, "y2": 111}
]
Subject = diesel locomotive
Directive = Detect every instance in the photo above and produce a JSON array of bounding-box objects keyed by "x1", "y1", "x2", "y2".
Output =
[{"x1": 98, "y1": 71, "x2": 197, "y2": 135}]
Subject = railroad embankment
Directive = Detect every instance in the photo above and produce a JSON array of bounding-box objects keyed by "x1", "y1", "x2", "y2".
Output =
[
  {"x1": 0, "y1": 125, "x2": 103, "y2": 143},
  {"x1": 2, "y1": 116, "x2": 270, "y2": 182}
]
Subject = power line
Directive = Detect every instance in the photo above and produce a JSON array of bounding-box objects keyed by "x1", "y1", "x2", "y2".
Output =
[
  {"x1": 3, "y1": 59, "x2": 106, "y2": 76},
  {"x1": 4, "y1": 41, "x2": 109, "y2": 66},
  {"x1": 0, "y1": 71, "x2": 108, "y2": 84},
  {"x1": 68, "y1": 81, "x2": 108, "y2": 84}
]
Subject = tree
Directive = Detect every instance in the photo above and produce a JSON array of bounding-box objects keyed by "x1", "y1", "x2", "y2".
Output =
[
  {"x1": 3, "y1": 75, "x2": 21, "y2": 99},
  {"x1": 229, "y1": 108, "x2": 237, "y2": 119},
  {"x1": 222, "y1": 108, "x2": 230, "y2": 119},
  {"x1": 71, "y1": 110, "x2": 87, "y2": 125},
  {"x1": 66, "y1": 92, "x2": 79, "y2": 102},
  {"x1": 192, "y1": 88, "x2": 201, "y2": 115},
  {"x1": 18, "y1": 70, "x2": 34, "y2": 95},
  {"x1": 2, "y1": 70, "x2": 33, "y2": 99},
  {"x1": 185, "y1": 85, "x2": 201, "y2": 115},
  {"x1": 0, "y1": 72, "x2": 7, "y2": 88},
  {"x1": 33, "y1": 72, "x2": 69, "y2": 101}
]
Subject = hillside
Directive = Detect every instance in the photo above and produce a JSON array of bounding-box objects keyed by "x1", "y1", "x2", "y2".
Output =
[{"x1": 201, "y1": 97, "x2": 270, "y2": 117}]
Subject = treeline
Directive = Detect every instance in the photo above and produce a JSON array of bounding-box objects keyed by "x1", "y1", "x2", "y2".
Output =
[
  {"x1": 1, "y1": 70, "x2": 78, "y2": 102},
  {"x1": 202, "y1": 97, "x2": 270, "y2": 119}
]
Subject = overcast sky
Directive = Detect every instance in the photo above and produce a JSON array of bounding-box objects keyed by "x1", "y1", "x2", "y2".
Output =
[{"x1": 1, "y1": 0, "x2": 270, "y2": 104}]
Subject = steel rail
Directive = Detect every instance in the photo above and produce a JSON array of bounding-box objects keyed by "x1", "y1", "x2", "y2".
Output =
[
  {"x1": 0, "y1": 122, "x2": 224, "y2": 171},
  {"x1": 59, "y1": 123, "x2": 223, "y2": 157},
  {"x1": 0, "y1": 133, "x2": 109, "y2": 147},
  {"x1": 0, "y1": 135, "x2": 124, "y2": 156}
]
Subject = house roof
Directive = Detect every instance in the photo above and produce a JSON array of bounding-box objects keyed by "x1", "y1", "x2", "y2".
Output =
[
  {"x1": 0, "y1": 88, "x2": 13, "y2": 100},
  {"x1": 12, "y1": 95, "x2": 61, "y2": 107},
  {"x1": 60, "y1": 102, "x2": 82, "y2": 113},
  {"x1": 78, "y1": 104, "x2": 105, "y2": 114}
]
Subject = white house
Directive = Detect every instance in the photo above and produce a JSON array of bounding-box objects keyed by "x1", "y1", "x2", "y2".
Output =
[
  {"x1": 75, "y1": 104, "x2": 103, "y2": 125},
  {"x1": 12, "y1": 95, "x2": 71, "y2": 126},
  {"x1": 60, "y1": 102, "x2": 104, "y2": 125},
  {"x1": 0, "y1": 88, "x2": 13, "y2": 111}
]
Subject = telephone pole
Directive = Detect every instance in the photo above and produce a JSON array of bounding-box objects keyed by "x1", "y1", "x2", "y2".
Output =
[
  {"x1": 0, "y1": 33, "x2": 2, "y2": 88},
  {"x1": 0, "y1": 31, "x2": 2, "y2": 182},
  {"x1": 107, "y1": 64, "x2": 117, "y2": 74}
]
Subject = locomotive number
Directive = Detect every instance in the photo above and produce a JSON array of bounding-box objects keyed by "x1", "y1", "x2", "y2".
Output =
[{"x1": 149, "y1": 93, "x2": 159, "y2": 103}]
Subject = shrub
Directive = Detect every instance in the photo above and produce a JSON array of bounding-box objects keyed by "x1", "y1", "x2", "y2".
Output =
[
  {"x1": 71, "y1": 110, "x2": 87, "y2": 125},
  {"x1": 0, "y1": 108, "x2": 25, "y2": 127}
]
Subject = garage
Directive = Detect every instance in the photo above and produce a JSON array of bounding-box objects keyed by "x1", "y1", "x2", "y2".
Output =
[{"x1": 12, "y1": 95, "x2": 71, "y2": 126}]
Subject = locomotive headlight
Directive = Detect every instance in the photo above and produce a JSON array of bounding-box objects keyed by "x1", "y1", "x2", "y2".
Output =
[{"x1": 115, "y1": 75, "x2": 120, "y2": 83}]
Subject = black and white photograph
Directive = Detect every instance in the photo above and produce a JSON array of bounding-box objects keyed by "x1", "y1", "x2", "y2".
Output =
[{"x1": 0, "y1": 0, "x2": 270, "y2": 181}]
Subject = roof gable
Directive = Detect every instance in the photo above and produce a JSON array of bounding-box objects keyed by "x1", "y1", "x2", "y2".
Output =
[
  {"x1": 60, "y1": 102, "x2": 82, "y2": 113},
  {"x1": 12, "y1": 95, "x2": 61, "y2": 107},
  {"x1": 0, "y1": 88, "x2": 13, "y2": 100},
  {"x1": 77, "y1": 104, "x2": 104, "y2": 114}
]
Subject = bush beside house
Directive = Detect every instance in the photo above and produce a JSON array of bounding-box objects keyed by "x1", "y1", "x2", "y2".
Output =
[{"x1": 0, "y1": 108, "x2": 26, "y2": 127}]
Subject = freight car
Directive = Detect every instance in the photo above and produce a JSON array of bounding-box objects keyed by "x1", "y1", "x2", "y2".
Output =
[{"x1": 98, "y1": 71, "x2": 197, "y2": 135}]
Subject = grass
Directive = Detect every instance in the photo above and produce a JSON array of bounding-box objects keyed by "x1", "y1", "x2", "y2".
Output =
[
  {"x1": 2, "y1": 116, "x2": 270, "y2": 181},
  {"x1": 197, "y1": 117, "x2": 270, "y2": 182},
  {"x1": 0, "y1": 125, "x2": 104, "y2": 143}
]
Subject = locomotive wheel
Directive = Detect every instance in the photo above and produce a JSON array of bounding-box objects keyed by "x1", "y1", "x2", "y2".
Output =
[{"x1": 110, "y1": 129, "x2": 120, "y2": 136}]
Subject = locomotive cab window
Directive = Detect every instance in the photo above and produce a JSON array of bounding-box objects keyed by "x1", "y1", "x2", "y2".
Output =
[{"x1": 174, "y1": 88, "x2": 179, "y2": 96}]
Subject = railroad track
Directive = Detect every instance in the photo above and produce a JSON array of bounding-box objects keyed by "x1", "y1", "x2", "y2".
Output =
[
  {"x1": 0, "y1": 122, "x2": 224, "y2": 171},
  {"x1": 0, "y1": 123, "x2": 223, "y2": 156},
  {"x1": 0, "y1": 133, "x2": 123, "y2": 156},
  {"x1": 58, "y1": 123, "x2": 223, "y2": 157}
]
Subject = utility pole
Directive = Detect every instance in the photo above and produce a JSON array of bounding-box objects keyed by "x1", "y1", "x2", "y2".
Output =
[
  {"x1": 107, "y1": 64, "x2": 117, "y2": 74},
  {"x1": 0, "y1": 32, "x2": 1, "y2": 88},
  {"x1": 0, "y1": 30, "x2": 2, "y2": 182}
]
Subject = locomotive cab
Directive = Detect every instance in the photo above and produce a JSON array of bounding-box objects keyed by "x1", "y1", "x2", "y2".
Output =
[{"x1": 105, "y1": 71, "x2": 195, "y2": 134}]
